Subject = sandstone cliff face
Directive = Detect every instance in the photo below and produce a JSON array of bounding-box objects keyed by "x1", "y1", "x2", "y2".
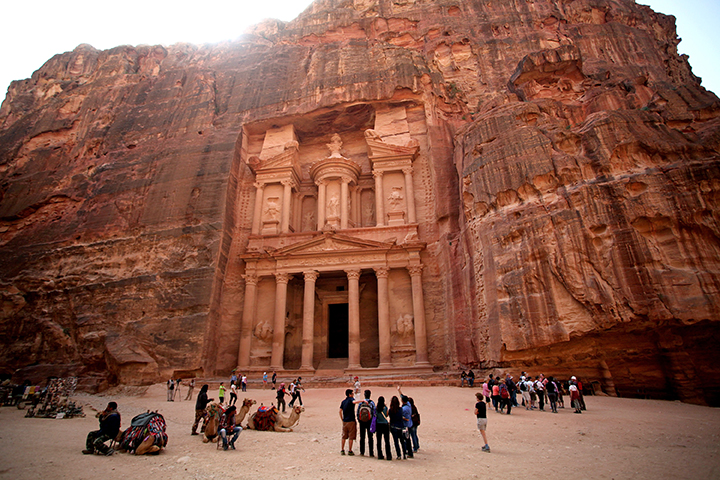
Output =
[{"x1": 1, "y1": 0, "x2": 718, "y2": 404}]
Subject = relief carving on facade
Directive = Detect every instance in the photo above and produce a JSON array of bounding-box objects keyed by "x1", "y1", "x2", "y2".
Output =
[
  {"x1": 254, "y1": 320, "x2": 273, "y2": 342},
  {"x1": 395, "y1": 314, "x2": 415, "y2": 344}
]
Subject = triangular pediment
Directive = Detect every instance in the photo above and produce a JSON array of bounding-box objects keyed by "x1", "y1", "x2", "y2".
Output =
[
  {"x1": 260, "y1": 143, "x2": 300, "y2": 170},
  {"x1": 272, "y1": 232, "x2": 393, "y2": 257}
]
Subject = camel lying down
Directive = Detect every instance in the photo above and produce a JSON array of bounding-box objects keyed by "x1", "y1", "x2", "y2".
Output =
[{"x1": 246, "y1": 405, "x2": 305, "y2": 432}]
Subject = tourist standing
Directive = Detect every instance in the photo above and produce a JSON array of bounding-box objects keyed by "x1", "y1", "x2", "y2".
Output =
[
  {"x1": 191, "y1": 384, "x2": 214, "y2": 435},
  {"x1": 399, "y1": 393, "x2": 414, "y2": 457},
  {"x1": 167, "y1": 379, "x2": 174, "y2": 401},
  {"x1": 356, "y1": 389, "x2": 375, "y2": 457},
  {"x1": 185, "y1": 378, "x2": 195, "y2": 401},
  {"x1": 353, "y1": 376, "x2": 361, "y2": 396},
  {"x1": 388, "y1": 396, "x2": 406, "y2": 459},
  {"x1": 263, "y1": 372, "x2": 268, "y2": 389},
  {"x1": 570, "y1": 376, "x2": 582, "y2": 413},
  {"x1": 482, "y1": 379, "x2": 491, "y2": 405},
  {"x1": 468, "y1": 369, "x2": 475, "y2": 388},
  {"x1": 491, "y1": 381, "x2": 501, "y2": 412},
  {"x1": 375, "y1": 396, "x2": 392, "y2": 460},
  {"x1": 340, "y1": 389, "x2": 357, "y2": 456},
  {"x1": 272, "y1": 371, "x2": 277, "y2": 389},
  {"x1": 546, "y1": 376, "x2": 559, "y2": 413},
  {"x1": 534, "y1": 376, "x2": 546, "y2": 411},
  {"x1": 218, "y1": 382, "x2": 226, "y2": 405},
  {"x1": 241, "y1": 373, "x2": 248, "y2": 392},
  {"x1": 475, "y1": 392, "x2": 490, "y2": 453},
  {"x1": 173, "y1": 378, "x2": 182, "y2": 401}
]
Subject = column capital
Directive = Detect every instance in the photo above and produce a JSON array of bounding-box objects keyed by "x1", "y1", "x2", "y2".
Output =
[
  {"x1": 407, "y1": 264, "x2": 424, "y2": 277},
  {"x1": 281, "y1": 179, "x2": 296, "y2": 188},
  {"x1": 402, "y1": 167, "x2": 414, "y2": 176},
  {"x1": 345, "y1": 269, "x2": 361, "y2": 281},
  {"x1": 254, "y1": 181, "x2": 266, "y2": 190},
  {"x1": 303, "y1": 270, "x2": 320, "y2": 282},
  {"x1": 340, "y1": 175, "x2": 352, "y2": 185},
  {"x1": 315, "y1": 178, "x2": 329, "y2": 187},
  {"x1": 372, "y1": 170, "x2": 384, "y2": 179},
  {"x1": 274, "y1": 272, "x2": 292, "y2": 284},
  {"x1": 374, "y1": 267, "x2": 390, "y2": 278},
  {"x1": 242, "y1": 273, "x2": 259, "y2": 286}
]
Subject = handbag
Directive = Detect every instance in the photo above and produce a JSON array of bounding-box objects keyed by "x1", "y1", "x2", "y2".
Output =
[{"x1": 370, "y1": 414, "x2": 377, "y2": 433}]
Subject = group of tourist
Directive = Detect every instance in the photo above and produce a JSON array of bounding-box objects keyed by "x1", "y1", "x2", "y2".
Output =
[
  {"x1": 476, "y1": 372, "x2": 587, "y2": 415},
  {"x1": 275, "y1": 377, "x2": 305, "y2": 412},
  {"x1": 339, "y1": 385, "x2": 420, "y2": 460},
  {"x1": 165, "y1": 378, "x2": 195, "y2": 401}
]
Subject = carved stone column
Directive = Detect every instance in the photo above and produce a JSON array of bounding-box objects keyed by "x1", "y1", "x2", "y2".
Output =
[
  {"x1": 301, "y1": 270, "x2": 319, "y2": 370},
  {"x1": 316, "y1": 180, "x2": 327, "y2": 231},
  {"x1": 237, "y1": 274, "x2": 258, "y2": 369},
  {"x1": 271, "y1": 272, "x2": 291, "y2": 370},
  {"x1": 374, "y1": 267, "x2": 392, "y2": 367},
  {"x1": 407, "y1": 265, "x2": 430, "y2": 365},
  {"x1": 281, "y1": 180, "x2": 293, "y2": 233},
  {"x1": 346, "y1": 269, "x2": 361, "y2": 368},
  {"x1": 340, "y1": 177, "x2": 350, "y2": 230},
  {"x1": 403, "y1": 167, "x2": 417, "y2": 224},
  {"x1": 252, "y1": 182, "x2": 265, "y2": 235},
  {"x1": 373, "y1": 171, "x2": 385, "y2": 226}
]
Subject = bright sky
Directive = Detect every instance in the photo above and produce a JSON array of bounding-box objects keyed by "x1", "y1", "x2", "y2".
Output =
[{"x1": 0, "y1": 0, "x2": 717, "y2": 103}]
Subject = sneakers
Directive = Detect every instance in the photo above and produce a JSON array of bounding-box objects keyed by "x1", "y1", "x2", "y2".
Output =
[
  {"x1": 347, "y1": 451, "x2": 355, "y2": 456},
  {"x1": 482, "y1": 445, "x2": 491, "y2": 453},
  {"x1": 82, "y1": 449, "x2": 93, "y2": 455},
  {"x1": 340, "y1": 450, "x2": 346, "y2": 455},
  {"x1": 191, "y1": 432, "x2": 199, "y2": 435}
]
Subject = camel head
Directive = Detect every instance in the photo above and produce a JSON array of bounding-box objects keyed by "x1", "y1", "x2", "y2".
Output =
[
  {"x1": 242, "y1": 398, "x2": 257, "y2": 408},
  {"x1": 292, "y1": 405, "x2": 305, "y2": 414}
]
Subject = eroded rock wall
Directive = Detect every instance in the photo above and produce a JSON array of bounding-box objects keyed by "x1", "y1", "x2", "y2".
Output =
[{"x1": 1, "y1": 0, "x2": 718, "y2": 403}]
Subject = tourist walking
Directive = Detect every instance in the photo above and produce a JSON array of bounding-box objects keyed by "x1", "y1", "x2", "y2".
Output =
[
  {"x1": 491, "y1": 381, "x2": 501, "y2": 411},
  {"x1": 340, "y1": 388, "x2": 357, "y2": 455},
  {"x1": 271, "y1": 371, "x2": 277, "y2": 389},
  {"x1": 289, "y1": 377, "x2": 304, "y2": 407},
  {"x1": 399, "y1": 391, "x2": 414, "y2": 457},
  {"x1": 276, "y1": 383, "x2": 289, "y2": 413},
  {"x1": 229, "y1": 382, "x2": 238, "y2": 406},
  {"x1": 375, "y1": 396, "x2": 392, "y2": 460},
  {"x1": 546, "y1": 376, "x2": 559, "y2": 413},
  {"x1": 263, "y1": 372, "x2": 268, "y2": 389},
  {"x1": 173, "y1": 378, "x2": 182, "y2": 401},
  {"x1": 475, "y1": 392, "x2": 490, "y2": 453}
]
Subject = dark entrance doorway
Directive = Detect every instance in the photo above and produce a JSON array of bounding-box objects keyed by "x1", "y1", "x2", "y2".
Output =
[{"x1": 328, "y1": 303, "x2": 349, "y2": 358}]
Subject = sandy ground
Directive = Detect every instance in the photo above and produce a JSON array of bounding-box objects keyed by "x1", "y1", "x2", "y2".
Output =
[{"x1": 1, "y1": 383, "x2": 719, "y2": 480}]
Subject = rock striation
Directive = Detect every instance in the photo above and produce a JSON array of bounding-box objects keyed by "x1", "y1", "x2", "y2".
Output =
[{"x1": 1, "y1": 0, "x2": 719, "y2": 404}]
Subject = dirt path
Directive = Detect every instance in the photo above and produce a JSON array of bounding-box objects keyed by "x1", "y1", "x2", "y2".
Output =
[{"x1": 1, "y1": 383, "x2": 718, "y2": 479}]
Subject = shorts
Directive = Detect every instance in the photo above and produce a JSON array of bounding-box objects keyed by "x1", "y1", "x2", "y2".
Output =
[
  {"x1": 342, "y1": 421, "x2": 357, "y2": 440},
  {"x1": 476, "y1": 418, "x2": 487, "y2": 431}
]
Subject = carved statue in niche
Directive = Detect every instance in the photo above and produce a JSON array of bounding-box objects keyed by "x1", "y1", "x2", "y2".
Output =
[
  {"x1": 396, "y1": 314, "x2": 414, "y2": 344},
  {"x1": 388, "y1": 186, "x2": 404, "y2": 211},
  {"x1": 254, "y1": 320, "x2": 273, "y2": 342},
  {"x1": 362, "y1": 195, "x2": 375, "y2": 226},
  {"x1": 327, "y1": 133, "x2": 343, "y2": 157},
  {"x1": 264, "y1": 197, "x2": 280, "y2": 221},
  {"x1": 302, "y1": 210, "x2": 316, "y2": 231},
  {"x1": 327, "y1": 193, "x2": 340, "y2": 218}
]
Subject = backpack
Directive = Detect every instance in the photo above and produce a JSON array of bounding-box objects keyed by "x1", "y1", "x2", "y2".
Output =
[
  {"x1": 358, "y1": 401, "x2": 373, "y2": 422},
  {"x1": 519, "y1": 381, "x2": 527, "y2": 392},
  {"x1": 500, "y1": 384, "x2": 509, "y2": 399}
]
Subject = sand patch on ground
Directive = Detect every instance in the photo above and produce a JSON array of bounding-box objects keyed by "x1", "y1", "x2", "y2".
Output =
[{"x1": 1, "y1": 383, "x2": 719, "y2": 479}]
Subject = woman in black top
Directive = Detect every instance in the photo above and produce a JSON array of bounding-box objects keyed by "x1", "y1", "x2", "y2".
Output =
[{"x1": 388, "y1": 396, "x2": 406, "y2": 460}]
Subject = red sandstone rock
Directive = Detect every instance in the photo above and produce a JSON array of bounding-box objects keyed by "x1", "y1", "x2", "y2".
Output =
[{"x1": 0, "y1": 0, "x2": 718, "y2": 405}]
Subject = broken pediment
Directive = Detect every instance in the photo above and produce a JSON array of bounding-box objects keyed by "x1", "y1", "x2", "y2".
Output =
[{"x1": 365, "y1": 129, "x2": 419, "y2": 161}]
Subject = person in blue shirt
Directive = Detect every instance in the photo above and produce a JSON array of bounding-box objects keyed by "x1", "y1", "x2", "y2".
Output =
[
  {"x1": 339, "y1": 389, "x2": 357, "y2": 455},
  {"x1": 397, "y1": 386, "x2": 414, "y2": 458}
]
